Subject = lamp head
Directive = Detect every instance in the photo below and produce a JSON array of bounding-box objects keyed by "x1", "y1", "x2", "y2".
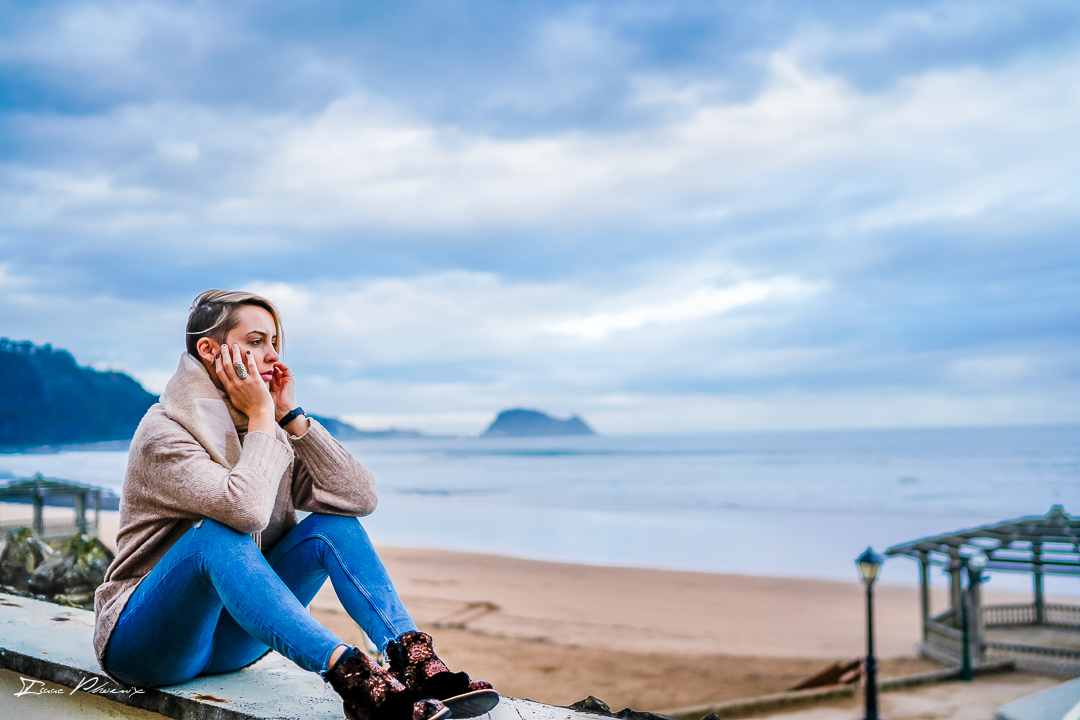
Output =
[{"x1": 857, "y1": 546, "x2": 885, "y2": 585}]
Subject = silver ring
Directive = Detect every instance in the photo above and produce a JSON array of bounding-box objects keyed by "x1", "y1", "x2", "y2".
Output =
[{"x1": 234, "y1": 363, "x2": 248, "y2": 379}]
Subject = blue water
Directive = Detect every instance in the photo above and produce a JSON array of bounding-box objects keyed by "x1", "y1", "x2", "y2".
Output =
[{"x1": 2, "y1": 425, "x2": 1077, "y2": 591}]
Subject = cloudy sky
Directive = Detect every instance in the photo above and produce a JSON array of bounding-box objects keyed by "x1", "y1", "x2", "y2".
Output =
[{"x1": 1, "y1": 0, "x2": 1078, "y2": 434}]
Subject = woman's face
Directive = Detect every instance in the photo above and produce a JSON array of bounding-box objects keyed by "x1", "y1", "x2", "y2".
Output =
[{"x1": 221, "y1": 305, "x2": 280, "y2": 385}]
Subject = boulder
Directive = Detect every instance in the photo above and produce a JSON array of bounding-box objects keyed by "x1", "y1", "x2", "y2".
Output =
[
  {"x1": 28, "y1": 533, "x2": 114, "y2": 607},
  {"x1": 0, "y1": 526, "x2": 54, "y2": 591}
]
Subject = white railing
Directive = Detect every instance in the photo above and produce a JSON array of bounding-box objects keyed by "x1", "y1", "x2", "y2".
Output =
[
  {"x1": 983, "y1": 603, "x2": 1037, "y2": 626},
  {"x1": 925, "y1": 602, "x2": 1080, "y2": 672}
]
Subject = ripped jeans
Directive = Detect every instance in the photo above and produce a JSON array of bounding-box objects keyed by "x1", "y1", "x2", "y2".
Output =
[{"x1": 103, "y1": 513, "x2": 417, "y2": 687}]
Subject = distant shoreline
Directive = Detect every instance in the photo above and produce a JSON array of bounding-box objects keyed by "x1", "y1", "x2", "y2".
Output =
[{"x1": 0, "y1": 439, "x2": 134, "y2": 455}]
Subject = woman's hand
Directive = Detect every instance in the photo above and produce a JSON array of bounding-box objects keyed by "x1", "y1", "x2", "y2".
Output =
[
  {"x1": 214, "y1": 344, "x2": 277, "y2": 436},
  {"x1": 269, "y1": 361, "x2": 297, "y2": 420},
  {"x1": 270, "y1": 361, "x2": 309, "y2": 436}
]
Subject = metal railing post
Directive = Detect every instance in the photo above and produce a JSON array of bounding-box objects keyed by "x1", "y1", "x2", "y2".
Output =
[
  {"x1": 74, "y1": 490, "x2": 87, "y2": 534},
  {"x1": 93, "y1": 488, "x2": 101, "y2": 536},
  {"x1": 1033, "y1": 542, "x2": 1045, "y2": 625}
]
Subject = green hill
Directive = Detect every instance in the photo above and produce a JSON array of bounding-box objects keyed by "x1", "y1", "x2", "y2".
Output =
[{"x1": 0, "y1": 339, "x2": 158, "y2": 449}]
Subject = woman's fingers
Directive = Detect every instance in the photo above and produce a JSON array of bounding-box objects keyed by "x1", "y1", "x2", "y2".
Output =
[
  {"x1": 222, "y1": 343, "x2": 235, "y2": 372},
  {"x1": 230, "y1": 344, "x2": 250, "y2": 380},
  {"x1": 245, "y1": 349, "x2": 259, "y2": 378},
  {"x1": 214, "y1": 344, "x2": 232, "y2": 386},
  {"x1": 215, "y1": 343, "x2": 249, "y2": 388}
]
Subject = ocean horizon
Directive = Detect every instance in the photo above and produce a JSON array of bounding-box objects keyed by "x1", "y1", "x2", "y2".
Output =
[{"x1": 2, "y1": 423, "x2": 1077, "y2": 594}]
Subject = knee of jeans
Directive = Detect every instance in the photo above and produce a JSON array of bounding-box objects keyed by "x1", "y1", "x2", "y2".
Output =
[
  {"x1": 302, "y1": 514, "x2": 369, "y2": 552},
  {"x1": 306, "y1": 513, "x2": 362, "y2": 533}
]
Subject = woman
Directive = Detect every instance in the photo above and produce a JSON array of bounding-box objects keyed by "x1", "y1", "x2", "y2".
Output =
[{"x1": 93, "y1": 290, "x2": 497, "y2": 720}]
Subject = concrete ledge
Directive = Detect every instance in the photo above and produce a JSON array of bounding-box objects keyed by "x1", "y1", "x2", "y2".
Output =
[
  {"x1": 0, "y1": 592, "x2": 593, "y2": 720},
  {"x1": 996, "y1": 677, "x2": 1080, "y2": 720}
]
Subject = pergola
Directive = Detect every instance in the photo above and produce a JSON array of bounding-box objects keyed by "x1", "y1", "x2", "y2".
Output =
[
  {"x1": 887, "y1": 505, "x2": 1080, "y2": 674},
  {"x1": 0, "y1": 474, "x2": 105, "y2": 539}
]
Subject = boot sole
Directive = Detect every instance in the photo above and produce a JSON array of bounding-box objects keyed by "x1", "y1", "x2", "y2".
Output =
[
  {"x1": 344, "y1": 703, "x2": 453, "y2": 720},
  {"x1": 443, "y1": 689, "x2": 500, "y2": 718}
]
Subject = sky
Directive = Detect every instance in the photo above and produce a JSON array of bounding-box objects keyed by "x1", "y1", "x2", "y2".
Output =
[{"x1": 1, "y1": 0, "x2": 1078, "y2": 435}]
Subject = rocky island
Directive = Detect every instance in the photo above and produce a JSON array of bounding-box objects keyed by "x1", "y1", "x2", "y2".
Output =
[{"x1": 481, "y1": 408, "x2": 596, "y2": 437}]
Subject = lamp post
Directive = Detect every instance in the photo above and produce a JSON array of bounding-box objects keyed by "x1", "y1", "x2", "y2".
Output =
[{"x1": 857, "y1": 547, "x2": 885, "y2": 720}]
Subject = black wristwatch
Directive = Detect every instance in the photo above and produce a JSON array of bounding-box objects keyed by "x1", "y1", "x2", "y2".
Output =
[{"x1": 278, "y1": 407, "x2": 306, "y2": 429}]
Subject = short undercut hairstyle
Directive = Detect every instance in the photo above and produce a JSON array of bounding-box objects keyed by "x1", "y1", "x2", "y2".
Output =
[{"x1": 185, "y1": 289, "x2": 284, "y2": 358}]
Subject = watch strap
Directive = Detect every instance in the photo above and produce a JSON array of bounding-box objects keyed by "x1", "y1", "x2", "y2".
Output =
[{"x1": 278, "y1": 406, "x2": 306, "y2": 429}]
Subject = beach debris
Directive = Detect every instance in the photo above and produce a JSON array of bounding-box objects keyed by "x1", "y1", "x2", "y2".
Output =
[
  {"x1": 568, "y1": 696, "x2": 680, "y2": 720},
  {"x1": 433, "y1": 600, "x2": 500, "y2": 629},
  {"x1": 786, "y1": 658, "x2": 861, "y2": 690},
  {"x1": 572, "y1": 696, "x2": 612, "y2": 714},
  {"x1": 0, "y1": 526, "x2": 54, "y2": 591},
  {"x1": 192, "y1": 694, "x2": 229, "y2": 703},
  {"x1": 27, "y1": 533, "x2": 114, "y2": 608}
]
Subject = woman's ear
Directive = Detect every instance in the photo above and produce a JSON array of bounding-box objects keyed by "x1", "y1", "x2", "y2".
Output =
[{"x1": 195, "y1": 337, "x2": 217, "y2": 365}]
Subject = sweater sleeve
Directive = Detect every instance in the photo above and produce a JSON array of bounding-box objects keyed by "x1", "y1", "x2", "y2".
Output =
[
  {"x1": 290, "y1": 418, "x2": 378, "y2": 517},
  {"x1": 129, "y1": 425, "x2": 294, "y2": 534}
]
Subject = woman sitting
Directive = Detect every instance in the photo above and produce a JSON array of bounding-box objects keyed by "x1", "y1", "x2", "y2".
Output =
[{"x1": 94, "y1": 289, "x2": 497, "y2": 720}]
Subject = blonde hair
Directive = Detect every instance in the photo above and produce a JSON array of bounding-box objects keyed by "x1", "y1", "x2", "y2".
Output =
[{"x1": 185, "y1": 290, "x2": 284, "y2": 357}]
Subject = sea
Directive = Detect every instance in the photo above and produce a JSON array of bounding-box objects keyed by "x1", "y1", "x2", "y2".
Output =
[{"x1": 2, "y1": 425, "x2": 1077, "y2": 593}]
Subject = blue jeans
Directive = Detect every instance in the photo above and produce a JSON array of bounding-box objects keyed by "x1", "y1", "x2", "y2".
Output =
[{"x1": 103, "y1": 513, "x2": 418, "y2": 687}]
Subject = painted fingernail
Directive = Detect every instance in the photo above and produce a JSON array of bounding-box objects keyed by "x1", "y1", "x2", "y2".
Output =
[
  {"x1": 215, "y1": 354, "x2": 220, "y2": 360},
  {"x1": 246, "y1": 351, "x2": 251, "y2": 355}
]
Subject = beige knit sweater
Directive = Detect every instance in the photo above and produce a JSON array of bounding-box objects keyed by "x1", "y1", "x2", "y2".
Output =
[{"x1": 93, "y1": 353, "x2": 377, "y2": 682}]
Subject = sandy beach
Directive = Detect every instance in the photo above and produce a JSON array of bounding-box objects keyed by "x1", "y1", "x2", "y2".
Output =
[
  {"x1": 3, "y1": 504, "x2": 1055, "y2": 713},
  {"x1": 308, "y1": 545, "x2": 1053, "y2": 711}
]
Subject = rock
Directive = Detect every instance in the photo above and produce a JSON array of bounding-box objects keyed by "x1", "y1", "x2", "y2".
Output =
[
  {"x1": 481, "y1": 408, "x2": 597, "y2": 437},
  {"x1": 571, "y1": 697, "x2": 613, "y2": 714},
  {"x1": 568, "y1": 696, "x2": 679, "y2": 720},
  {"x1": 27, "y1": 533, "x2": 114, "y2": 603},
  {"x1": 0, "y1": 526, "x2": 54, "y2": 591}
]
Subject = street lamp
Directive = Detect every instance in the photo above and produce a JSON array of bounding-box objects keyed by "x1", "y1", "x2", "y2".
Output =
[{"x1": 857, "y1": 547, "x2": 885, "y2": 720}]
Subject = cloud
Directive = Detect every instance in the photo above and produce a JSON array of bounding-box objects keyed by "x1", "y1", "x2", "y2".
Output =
[
  {"x1": 3, "y1": 39, "x2": 1077, "y2": 249},
  {"x1": 0, "y1": 1, "x2": 1078, "y2": 432},
  {"x1": 250, "y1": 264, "x2": 821, "y2": 370},
  {"x1": 545, "y1": 277, "x2": 821, "y2": 340},
  {"x1": 948, "y1": 355, "x2": 1036, "y2": 385}
]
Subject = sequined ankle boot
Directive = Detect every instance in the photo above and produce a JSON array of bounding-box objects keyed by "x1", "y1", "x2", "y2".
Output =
[
  {"x1": 386, "y1": 631, "x2": 499, "y2": 718},
  {"x1": 325, "y1": 646, "x2": 450, "y2": 720}
]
